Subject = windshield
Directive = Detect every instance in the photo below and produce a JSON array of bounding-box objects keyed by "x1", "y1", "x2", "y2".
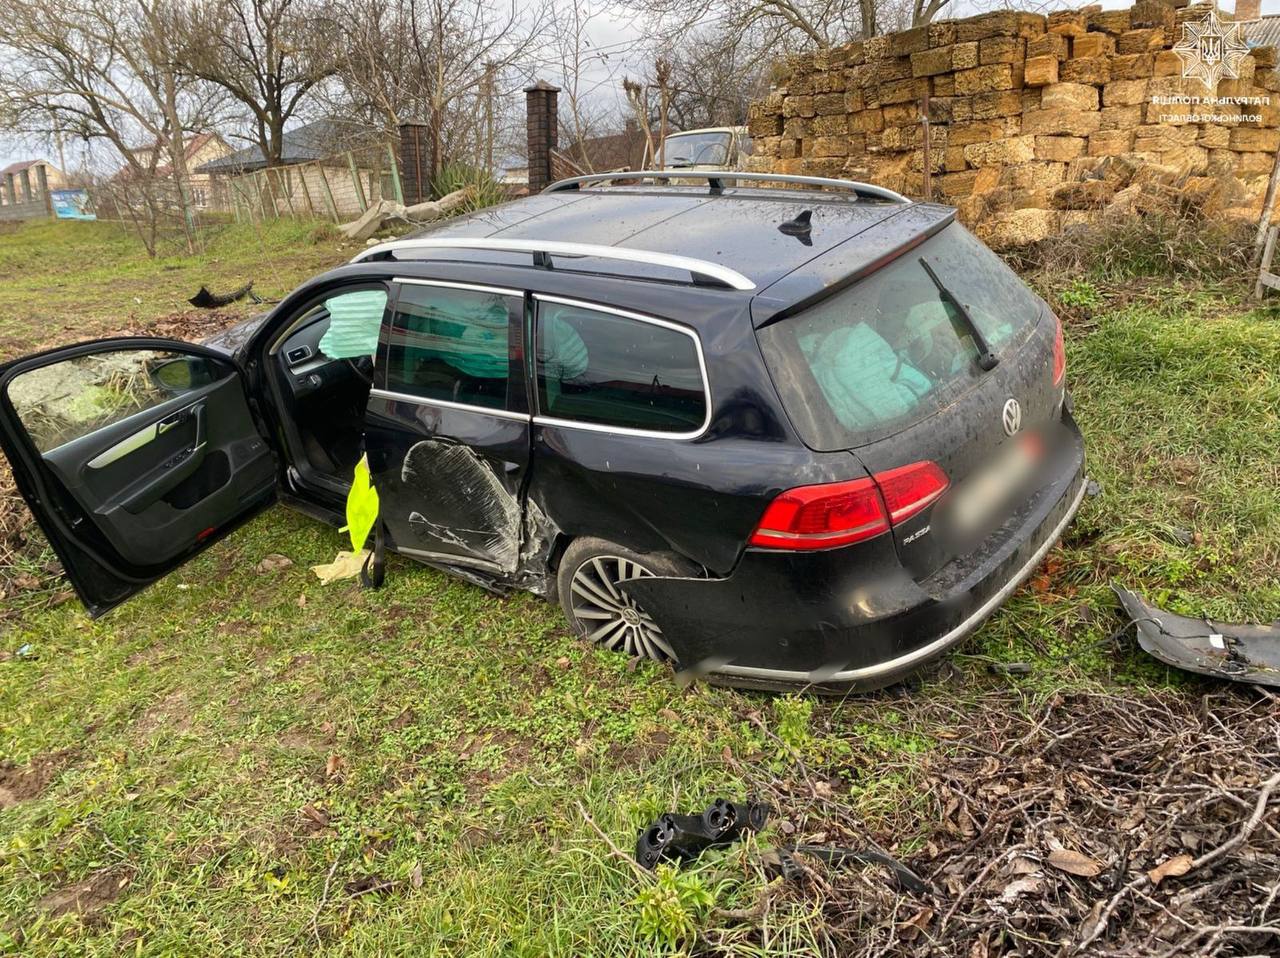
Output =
[
  {"x1": 660, "y1": 131, "x2": 732, "y2": 167},
  {"x1": 756, "y1": 224, "x2": 1044, "y2": 450}
]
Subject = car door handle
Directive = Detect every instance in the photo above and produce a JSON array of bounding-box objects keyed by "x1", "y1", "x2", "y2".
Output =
[{"x1": 87, "y1": 402, "x2": 205, "y2": 471}]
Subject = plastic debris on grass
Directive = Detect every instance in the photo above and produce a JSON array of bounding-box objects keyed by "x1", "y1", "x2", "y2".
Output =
[{"x1": 310, "y1": 550, "x2": 371, "y2": 585}]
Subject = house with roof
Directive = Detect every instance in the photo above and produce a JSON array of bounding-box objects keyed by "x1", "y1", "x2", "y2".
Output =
[
  {"x1": 195, "y1": 118, "x2": 394, "y2": 217},
  {"x1": 554, "y1": 120, "x2": 648, "y2": 178},
  {"x1": 126, "y1": 133, "x2": 233, "y2": 209}
]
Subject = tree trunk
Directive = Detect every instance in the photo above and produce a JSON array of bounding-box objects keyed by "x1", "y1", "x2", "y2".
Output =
[{"x1": 163, "y1": 73, "x2": 197, "y2": 254}]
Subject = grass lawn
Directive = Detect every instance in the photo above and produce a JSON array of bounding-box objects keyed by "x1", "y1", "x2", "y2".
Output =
[{"x1": 1, "y1": 219, "x2": 1278, "y2": 956}]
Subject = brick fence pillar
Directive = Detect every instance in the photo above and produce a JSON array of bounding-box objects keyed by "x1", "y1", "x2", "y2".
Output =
[
  {"x1": 398, "y1": 120, "x2": 433, "y2": 206},
  {"x1": 525, "y1": 80, "x2": 560, "y2": 193}
]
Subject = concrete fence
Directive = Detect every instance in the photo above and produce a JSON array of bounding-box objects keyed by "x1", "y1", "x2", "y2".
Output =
[{"x1": 0, "y1": 167, "x2": 53, "y2": 223}]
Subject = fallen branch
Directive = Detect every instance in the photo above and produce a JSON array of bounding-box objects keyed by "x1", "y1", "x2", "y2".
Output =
[
  {"x1": 1077, "y1": 770, "x2": 1280, "y2": 952},
  {"x1": 576, "y1": 800, "x2": 652, "y2": 882}
]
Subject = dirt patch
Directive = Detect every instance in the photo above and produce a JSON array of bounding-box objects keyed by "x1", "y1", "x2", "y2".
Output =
[
  {"x1": 0, "y1": 749, "x2": 75, "y2": 809},
  {"x1": 728, "y1": 687, "x2": 1280, "y2": 957},
  {"x1": 37, "y1": 869, "x2": 132, "y2": 920}
]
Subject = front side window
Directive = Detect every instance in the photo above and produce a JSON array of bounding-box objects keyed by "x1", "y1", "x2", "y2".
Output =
[
  {"x1": 5, "y1": 349, "x2": 222, "y2": 453},
  {"x1": 535, "y1": 301, "x2": 707, "y2": 435},
  {"x1": 384, "y1": 284, "x2": 516, "y2": 411}
]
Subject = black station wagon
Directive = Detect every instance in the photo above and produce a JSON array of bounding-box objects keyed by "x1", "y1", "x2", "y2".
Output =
[{"x1": 0, "y1": 171, "x2": 1085, "y2": 692}]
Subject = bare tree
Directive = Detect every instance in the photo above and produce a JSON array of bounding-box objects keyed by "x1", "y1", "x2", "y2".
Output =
[
  {"x1": 323, "y1": 0, "x2": 548, "y2": 179},
  {"x1": 180, "y1": 0, "x2": 339, "y2": 167},
  {"x1": 661, "y1": 23, "x2": 771, "y2": 131},
  {"x1": 617, "y1": 0, "x2": 931, "y2": 52},
  {"x1": 545, "y1": 0, "x2": 624, "y2": 173},
  {"x1": 1, "y1": 0, "x2": 220, "y2": 252},
  {"x1": 622, "y1": 78, "x2": 656, "y2": 168}
]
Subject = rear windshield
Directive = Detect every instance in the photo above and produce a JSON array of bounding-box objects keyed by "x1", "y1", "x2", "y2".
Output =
[{"x1": 756, "y1": 223, "x2": 1043, "y2": 451}]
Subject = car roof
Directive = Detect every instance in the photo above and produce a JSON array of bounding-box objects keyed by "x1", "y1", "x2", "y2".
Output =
[{"x1": 403, "y1": 186, "x2": 945, "y2": 293}]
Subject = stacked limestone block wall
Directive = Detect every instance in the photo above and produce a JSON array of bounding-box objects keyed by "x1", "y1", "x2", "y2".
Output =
[{"x1": 746, "y1": 3, "x2": 1280, "y2": 246}]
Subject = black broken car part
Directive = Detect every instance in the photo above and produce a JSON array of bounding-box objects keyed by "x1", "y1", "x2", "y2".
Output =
[
  {"x1": 762, "y1": 845, "x2": 930, "y2": 896},
  {"x1": 635, "y1": 797, "x2": 930, "y2": 896},
  {"x1": 188, "y1": 281, "x2": 259, "y2": 308},
  {"x1": 636, "y1": 798, "x2": 770, "y2": 869},
  {"x1": 1114, "y1": 585, "x2": 1280, "y2": 688},
  {"x1": 0, "y1": 170, "x2": 1085, "y2": 692}
]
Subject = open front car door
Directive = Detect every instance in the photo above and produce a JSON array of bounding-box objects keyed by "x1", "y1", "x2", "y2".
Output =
[{"x1": 0, "y1": 338, "x2": 277, "y2": 615}]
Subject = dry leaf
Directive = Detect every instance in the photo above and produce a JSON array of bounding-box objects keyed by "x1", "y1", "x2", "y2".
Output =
[
  {"x1": 900, "y1": 906, "x2": 934, "y2": 941},
  {"x1": 1046, "y1": 848, "x2": 1102, "y2": 878},
  {"x1": 1147, "y1": 854, "x2": 1193, "y2": 886},
  {"x1": 999, "y1": 875, "x2": 1043, "y2": 902},
  {"x1": 255, "y1": 554, "x2": 293, "y2": 574}
]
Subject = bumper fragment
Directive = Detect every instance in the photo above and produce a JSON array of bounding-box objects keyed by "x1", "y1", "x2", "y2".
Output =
[{"x1": 1114, "y1": 586, "x2": 1280, "y2": 688}]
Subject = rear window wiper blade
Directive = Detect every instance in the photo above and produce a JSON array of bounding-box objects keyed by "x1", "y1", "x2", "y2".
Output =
[{"x1": 918, "y1": 256, "x2": 999, "y2": 371}]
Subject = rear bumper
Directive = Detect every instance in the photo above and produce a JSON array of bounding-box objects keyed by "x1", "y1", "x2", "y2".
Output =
[{"x1": 625, "y1": 421, "x2": 1086, "y2": 692}]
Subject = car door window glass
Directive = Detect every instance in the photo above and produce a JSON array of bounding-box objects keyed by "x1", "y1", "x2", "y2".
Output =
[
  {"x1": 385, "y1": 284, "x2": 513, "y2": 410},
  {"x1": 536, "y1": 302, "x2": 707, "y2": 434},
  {"x1": 5, "y1": 350, "x2": 220, "y2": 453}
]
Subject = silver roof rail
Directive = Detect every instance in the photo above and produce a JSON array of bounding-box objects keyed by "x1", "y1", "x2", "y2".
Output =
[
  {"x1": 543, "y1": 169, "x2": 912, "y2": 205},
  {"x1": 350, "y1": 237, "x2": 756, "y2": 291}
]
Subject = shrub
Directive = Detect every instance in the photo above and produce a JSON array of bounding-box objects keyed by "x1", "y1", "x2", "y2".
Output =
[{"x1": 633, "y1": 864, "x2": 715, "y2": 948}]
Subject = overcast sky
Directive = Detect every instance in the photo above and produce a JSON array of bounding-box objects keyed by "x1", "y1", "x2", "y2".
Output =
[{"x1": 4, "y1": 0, "x2": 1277, "y2": 172}]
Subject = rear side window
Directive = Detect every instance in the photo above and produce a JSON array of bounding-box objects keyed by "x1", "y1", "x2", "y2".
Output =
[
  {"x1": 535, "y1": 300, "x2": 707, "y2": 435},
  {"x1": 756, "y1": 224, "x2": 1043, "y2": 450},
  {"x1": 384, "y1": 283, "x2": 516, "y2": 411}
]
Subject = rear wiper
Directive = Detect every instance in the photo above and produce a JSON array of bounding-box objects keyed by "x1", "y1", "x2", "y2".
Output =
[{"x1": 918, "y1": 257, "x2": 999, "y2": 371}]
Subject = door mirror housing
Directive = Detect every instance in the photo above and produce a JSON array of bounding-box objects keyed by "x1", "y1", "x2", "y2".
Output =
[{"x1": 149, "y1": 355, "x2": 214, "y2": 394}]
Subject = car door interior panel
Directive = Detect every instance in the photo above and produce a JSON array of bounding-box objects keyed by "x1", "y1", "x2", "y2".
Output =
[
  {"x1": 39, "y1": 375, "x2": 274, "y2": 566},
  {"x1": 0, "y1": 342, "x2": 276, "y2": 612}
]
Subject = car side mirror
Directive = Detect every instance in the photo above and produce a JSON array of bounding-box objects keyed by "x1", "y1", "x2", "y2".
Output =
[{"x1": 149, "y1": 356, "x2": 211, "y2": 394}]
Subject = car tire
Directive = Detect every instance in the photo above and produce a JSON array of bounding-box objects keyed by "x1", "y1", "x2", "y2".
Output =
[{"x1": 556, "y1": 538, "x2": 697, "y2": 663}]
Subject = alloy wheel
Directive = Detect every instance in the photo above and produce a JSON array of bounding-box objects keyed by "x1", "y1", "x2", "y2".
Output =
[{"x1": 568, "y1": 555, "x2": 674, "y2": 661}]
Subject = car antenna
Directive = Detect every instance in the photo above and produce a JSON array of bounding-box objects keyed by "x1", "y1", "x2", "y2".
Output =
[
  {"x1": 917, "y1": 256, "x2": 999, "y2": 371},
  {"x1": 778, "y1": 210, "x2": 813, "y2": 246}
]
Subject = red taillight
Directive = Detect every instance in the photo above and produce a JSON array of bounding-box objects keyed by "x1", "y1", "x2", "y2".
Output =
[
  {"x1": 874, "y1": 460, "x2": 950, "y2": 524},
  {"x1": 1052, "y1": 315, "x2": 1066, "y2": 386},
  {"x1": 750, "y1": 461, "x2": 949, "y2": 552},
  {"x1": 749, "y1": 477, "x2": 890, "y2": 550}
]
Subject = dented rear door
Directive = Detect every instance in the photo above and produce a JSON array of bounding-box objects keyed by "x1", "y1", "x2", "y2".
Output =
[{"x1": 363, "y1": 279, "x2": 532, "y2": 577}]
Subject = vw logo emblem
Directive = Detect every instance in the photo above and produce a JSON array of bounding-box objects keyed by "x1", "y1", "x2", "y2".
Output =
[{"x1": 1002, "y1": 398, "x2": 1022, "y2": 437}]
